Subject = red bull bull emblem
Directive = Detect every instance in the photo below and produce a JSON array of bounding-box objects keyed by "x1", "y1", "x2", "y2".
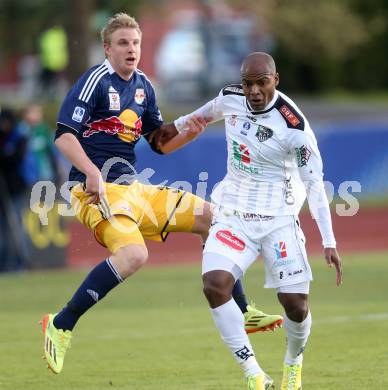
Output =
[
  {"x1": 83, "y1": 112, "x2": 143, "y2": 142},
  {"x1": 83, "y1": 116, "x2": 125, "y2": 137}
]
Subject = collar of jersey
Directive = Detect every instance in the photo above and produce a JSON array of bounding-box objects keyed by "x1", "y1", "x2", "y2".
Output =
[
  {"x1": 246, "y1": 90, "x2": 279, "y2": 115},
  {"x1": 103, "y1": 59, "x2": 115, "y2": 75},
  {"x1": 104, "y1": 59, "x2": 138, "y2": 82}
]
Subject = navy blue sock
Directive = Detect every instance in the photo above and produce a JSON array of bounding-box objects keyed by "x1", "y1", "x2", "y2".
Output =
[
  {"x1": 53, "y1": 258, "x2": 123, "y2": 331},
  {"x1": 232, "y1": 278, "x2": 248, "y2": 313}
]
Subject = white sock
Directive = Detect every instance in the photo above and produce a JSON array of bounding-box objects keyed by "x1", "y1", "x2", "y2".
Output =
[
  {"x1": 211, "y1": 298, "x2": 263, "y2": 377},
  {"x1": 284, "y1": 311, "x2": 312, "y2": 365}
]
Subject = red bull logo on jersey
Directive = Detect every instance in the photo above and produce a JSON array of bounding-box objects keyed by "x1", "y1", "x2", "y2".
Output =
[
  {"x1": 274, "y1": 241, "x2": 287, "y2": 259},
  {"x1": 83, "y1": 109, "x2": 142, "y2": 142}
]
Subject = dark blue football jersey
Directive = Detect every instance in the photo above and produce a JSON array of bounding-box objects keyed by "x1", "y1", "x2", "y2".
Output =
[{"x1": 57, "y1": 59, "x2": 163, "y2": 184}]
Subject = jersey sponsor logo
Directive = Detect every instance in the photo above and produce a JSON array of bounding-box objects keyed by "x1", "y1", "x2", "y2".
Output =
[
  {"x1": 134, "y1": 88, "x2": 145, "y2": 104},
  {"x1": 72, "y1": 106, "x2": 85, "y2": 123},
  {"x1": 278, "y1": 268, "x2": 303, "y2": 281},
  {"x1": 233, "y1": 141, "x2": 250, "y2": 163},
  {"x1": 232, "y1": 141, "x2": 259, "y2": 174},
  {"x1": 280, "y1": 105, "x2": 300, "y2": 127},
  {"x1": 246, "y1": 115, "x2": 257, "y2": 122},
  {"x1": 273, "y1": 258, "x2": 295, "y2": 268},
  {"x1": 83, "y1": 109, "x2": 142, "y2": 142},
  {"x1": 274, "y1": 241, "x2": 287, "y2": 259},
  {"x1": 295, "y1": 145, "x2": 311, "y2": 167},
  {"x1": 242, "y1": 213, "x2": 274, "y2": 221},
  {"x1": 109, "y1": 89, "x2": 120, "y2": 111},
  {"x1": 255, "y1": 125, "x2": 274, "y2": 142},
  {"x1": 243, "y1": 121, "x2": 251, "y2": 131},
  {"x1": 228, "y1": 115, "x2": 237, "y2": 127},
  {"x1": 284, "y1": 177, "x2": 295, "y2": 205},
  {"x1": 216, "y1": 229, "x2": 246, "y2": 251}
]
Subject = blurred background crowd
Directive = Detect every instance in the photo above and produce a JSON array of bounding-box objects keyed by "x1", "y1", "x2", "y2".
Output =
[{"x1": 0, "y1": 0, "x2": 387, "y2": 272}]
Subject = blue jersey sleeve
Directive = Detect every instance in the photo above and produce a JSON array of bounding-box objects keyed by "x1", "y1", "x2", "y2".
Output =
[
  {"x1": 141, "y1": 84, "x2": 163, "y2": 135},
  {"x1": 57, "y1": 67, "x2": 102, "y2": 133}
]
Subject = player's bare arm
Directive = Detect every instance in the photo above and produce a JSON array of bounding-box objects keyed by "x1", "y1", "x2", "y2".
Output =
[
  {"x1": 156, "y1": 98, "x2": 223, "y2": 154},
  {"x1": 55, "y1": 132, "x2": 104, "y2": 204},
  {"x1": 151, "y1": 116, "x2": 208, "y2": 154}
]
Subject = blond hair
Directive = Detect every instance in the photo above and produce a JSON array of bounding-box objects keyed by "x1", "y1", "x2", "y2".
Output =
[{"x1": 101, "y1": 13, "x2": 142, "y2": 44}]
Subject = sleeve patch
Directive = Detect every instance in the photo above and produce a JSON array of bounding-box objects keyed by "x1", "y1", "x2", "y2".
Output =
[
  {"x1": 280, "y1": 105, "x2": 300, "y2": 127},
  {"x1": 72, "y1": 106, "x2": 85, "y2": 123},
  {"x1": 295, "y1": 145, "x2": 311, "y2": 167}
]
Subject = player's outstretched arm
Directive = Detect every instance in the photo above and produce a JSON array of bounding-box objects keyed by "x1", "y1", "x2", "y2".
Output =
[
  {"x1": 157, "y1": 116, "x2": 208, "y2": 154},
  {"x1": 146, "y1": 97, "x2": 222, "y2": 154},
  {"x1": 158, "y1": 98, "x2": 223, "y2": 154}
]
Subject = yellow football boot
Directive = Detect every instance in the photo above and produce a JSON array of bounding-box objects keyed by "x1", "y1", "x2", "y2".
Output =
[
  {"x1": 247, "y1": 373, "x2": 275, "y2": 390},
  {"x1": 41, "y1": 313, "x2": 72, "y2": 374},
  {"x1": 244, "y1": 304, "x2": 283, "y2": 333},
  {"x1": 281, "y1": 363, "x2": 302, "y2": 390}
]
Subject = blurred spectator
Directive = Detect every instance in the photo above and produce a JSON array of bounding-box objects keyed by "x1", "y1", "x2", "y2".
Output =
[
  {"x1": 18, "y1": 55, "x2": 42, "y2": 100},
  {"x1": 156, "y1": 13, "x2": 207, "y2": 101},
  {"x1": 38, "y1": 26, "x2": 69, "y2": 97},
  {"x1": 155, "y1": 2, "x2": 272, "y2": 101},
  {"x1": 20, "y1": 104, "x2": 58, "y2": 183},
  {"x1": 0, "y1": 108, "x2": 31, "y2": 271}
]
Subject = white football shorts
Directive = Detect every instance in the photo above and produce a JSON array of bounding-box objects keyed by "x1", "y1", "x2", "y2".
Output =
[{"x1": 203, "y1": 206, "x2": 313, "y2": 289}]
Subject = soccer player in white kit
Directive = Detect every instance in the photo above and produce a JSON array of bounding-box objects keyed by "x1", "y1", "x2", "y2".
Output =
[{"x1": 171, "y1": 52, "x2": 343, "y2": 390}]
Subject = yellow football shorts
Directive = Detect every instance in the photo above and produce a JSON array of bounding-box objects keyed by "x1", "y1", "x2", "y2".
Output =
[{"x1": 70, "y1": 181, "x2": 206, "y2": 253}]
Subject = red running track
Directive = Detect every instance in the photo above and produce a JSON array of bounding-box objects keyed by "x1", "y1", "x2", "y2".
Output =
[{"x1": 67, "y1": 208, "x2": 388, "y2": 268}]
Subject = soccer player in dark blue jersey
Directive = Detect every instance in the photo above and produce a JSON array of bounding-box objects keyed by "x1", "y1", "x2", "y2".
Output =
[{"x1": 40, "y1": 13, "x2": 282, "y2": 374}]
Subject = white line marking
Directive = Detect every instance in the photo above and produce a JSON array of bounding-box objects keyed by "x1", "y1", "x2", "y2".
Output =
[{"x1": 314, "y1": 312, "x2": 388, "y2": 324}]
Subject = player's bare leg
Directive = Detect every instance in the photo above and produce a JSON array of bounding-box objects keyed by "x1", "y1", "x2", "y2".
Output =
[
  {"x1": 190, "y1": 200, "x2": 213, "y2": 242},
  {"x1": 109, "y1": 243, "x2": 148, "y2": 278}
]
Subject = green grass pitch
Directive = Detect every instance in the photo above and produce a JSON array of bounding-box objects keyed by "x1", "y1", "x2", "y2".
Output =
[{"x1": 0, "y1": 251, "x2": 387, "y2": 389}]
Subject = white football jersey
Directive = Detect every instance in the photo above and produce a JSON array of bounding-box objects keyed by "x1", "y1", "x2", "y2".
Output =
[{"x1": 179, "y1": 85, "x2": 324, "y2": 216}]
